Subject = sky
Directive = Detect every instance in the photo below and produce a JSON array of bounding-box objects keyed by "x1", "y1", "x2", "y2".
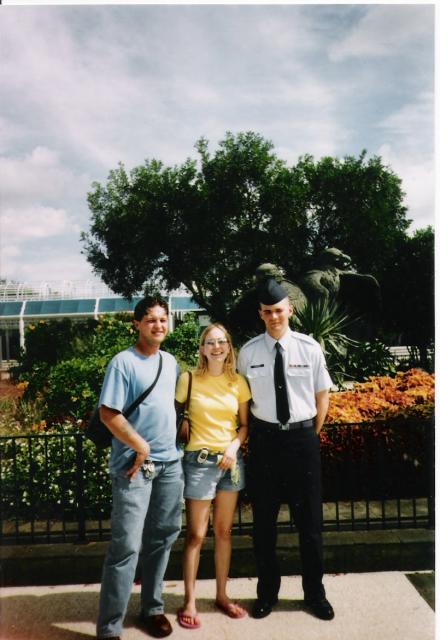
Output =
[{"x1": 0, "y1": 2, "x2": 435, "y2": 286}]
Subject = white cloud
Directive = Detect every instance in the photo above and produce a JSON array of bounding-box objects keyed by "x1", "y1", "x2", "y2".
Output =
[
  {"x1": 1, "y1": 206, "x2": 80, "y2": 242},
  {"x1": 0, "y1": 147, "x2": 90, "y2": 205},
  {"x1": 0, "y1": 203, "x2": 88, "y2": 283},
  {"x1": 375, "y1": 92, "x2": 434, "y2": 230},
  {"x1": 378, "y1": 92, "x2": 434, "y2": 140},
  {"x1": 2, "y1": 250, "x2": 96, "y2": 283},
  {"x1": 329, "y1": 5, "x2": 433, "y2": 61},
  {"x1": 0, "y1": 10, "x2": 150, "y2": 167},
  {"x1": 0, "y1": 4, "x2": 434, "y2": 284},
  {"x1": 378, "y1": 144, "x2": 434, "y2": 231},
  {"x1": 0, "y1": 115, "x2": 24, "y2": 154},
  {"x1": 1, "y1": 245, "x2": 20, "y2": 259}
]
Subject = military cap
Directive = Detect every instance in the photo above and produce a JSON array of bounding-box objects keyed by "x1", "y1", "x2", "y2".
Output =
[{"x1": 257, "y1": 278, "x2": 289, "y2": 305}]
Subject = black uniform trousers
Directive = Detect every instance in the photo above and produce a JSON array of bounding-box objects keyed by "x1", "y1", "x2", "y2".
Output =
[{"x1": 247, "y1": 419, "x2": 325, "y2": 603}]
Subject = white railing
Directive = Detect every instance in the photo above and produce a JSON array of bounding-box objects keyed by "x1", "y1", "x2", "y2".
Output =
[
  {"x1": 0, "y1": 281, "x2": 191, "y2": 302},
  {"x1": 0, "y1": 280, "x2": 118, "y2": 301}
]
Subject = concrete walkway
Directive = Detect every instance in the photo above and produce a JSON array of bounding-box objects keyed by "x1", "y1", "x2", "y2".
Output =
[{"x1": 0, "y1": 572, "x2": 435, "y2": 640}]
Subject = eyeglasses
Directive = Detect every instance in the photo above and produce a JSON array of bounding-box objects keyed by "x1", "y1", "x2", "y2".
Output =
[{"x1": 204, "y1": 338, "x2": 229, "y2": 346}]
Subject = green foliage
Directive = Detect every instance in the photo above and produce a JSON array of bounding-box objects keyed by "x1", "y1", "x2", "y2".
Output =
[
  {"x1": 15, "y1": 318, "x2": 97, "y2": 372},
  {"x1": 82, "y1": 132, "x2": 310, "y2": 323},
  {"x1": 381, "y1": 226, "x2": 434, "y2": 360},
  {"x1": 0, "y1": 395, "x2": 47, "y2": 435},
  {"x1": 44, "y1": 356, "x2": 108, "y2": 422},
  {"x1": 92, "y1": 314, "x2": 136, "y2": 357},
  {"x1": 295, "y1": 152, "x2": 409, "y2": 277},
  {"x1": 294, "y1": 299, "x2": 358, "y2": 384},
  {"x1": 13, "y1": 318, "x2": 98, "y2": 396},
  {"x1": 16, "y1": 313, "x2": 200, "y2": 425},
  {"x1": 162, "y1": 313, "x2": 200, "y2": 367},
  {"x1": 344, "y1": 340, "x2": 397, "y2": 381},
  {"x1": 18, "y1": 315, "x2": 136, "y2": 425},
  {"x1": 1, "y1": 417, "x2": 431, "y2": 521},
  {"x1": 82, "y1": 132, "x2": 410, "y2": 326},
  {"x1": 1, "y1": 430, "x2": 112, "y2": 520}
]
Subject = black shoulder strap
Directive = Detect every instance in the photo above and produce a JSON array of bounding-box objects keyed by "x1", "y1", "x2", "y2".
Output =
[{"x1": 123, "y1": 352, "x2": 163, "y2": 419}]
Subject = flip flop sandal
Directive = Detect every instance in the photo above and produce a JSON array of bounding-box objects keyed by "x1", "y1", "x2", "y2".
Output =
[
  {"x1": 214, "y1": 600, "x2": 247, "y2": 619},
  {"x1": 177, "y1": 608, "x2": 201, "y2": 629}
]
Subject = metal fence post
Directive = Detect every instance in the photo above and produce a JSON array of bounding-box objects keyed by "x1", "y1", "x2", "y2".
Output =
[
  {"x1": 427, "y1": 418, "x2": 435, "y2": 529},
  {"x1": 75, "y1": 433, "x2": 87, "y2": 542}
]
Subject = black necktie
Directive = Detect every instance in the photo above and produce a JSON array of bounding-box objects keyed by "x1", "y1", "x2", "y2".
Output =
[{"x1": 274, "y1": 342, "x2": 290, "y2": 424}]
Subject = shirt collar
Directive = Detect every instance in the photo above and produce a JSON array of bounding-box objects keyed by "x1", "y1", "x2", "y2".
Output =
[{"x1": 264, "y1": 328, "x2": 292, "y2": 352}]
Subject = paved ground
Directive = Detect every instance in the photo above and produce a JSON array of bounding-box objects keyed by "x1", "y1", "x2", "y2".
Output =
[{"x1": 0, "y1": 572, "x2": 435, "y2": 640}]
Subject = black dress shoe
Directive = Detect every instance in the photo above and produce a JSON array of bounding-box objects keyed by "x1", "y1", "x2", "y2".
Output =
[
  {"x1": 251, "y1": 598, "x2": 278, "y2": 619},
  {"x1": 139, "y1": 613, "x2": 173, "y2": 638},
  {"x1": 304, "y1": 597, "x2": 335, "y2": 620}
]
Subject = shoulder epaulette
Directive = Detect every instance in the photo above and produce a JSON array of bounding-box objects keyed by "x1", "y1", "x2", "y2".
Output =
[
  {"x1": 240, "y1": 334, "x2": 265, "y2": 350},
  {"x1": 290, "y1": 331, "x2": 318, "y2": 346}
]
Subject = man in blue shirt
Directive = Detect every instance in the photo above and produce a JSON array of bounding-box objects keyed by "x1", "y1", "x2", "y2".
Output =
[{"x1": 96, "y1": 296, "x2": 184, "y2": 640}]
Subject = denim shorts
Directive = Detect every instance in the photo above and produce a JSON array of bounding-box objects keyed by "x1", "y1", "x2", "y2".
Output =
[{"x1": 182, "y1": 449, "x2": 246, "y2": 500}]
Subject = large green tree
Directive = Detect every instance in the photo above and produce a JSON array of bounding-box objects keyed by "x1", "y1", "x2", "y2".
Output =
[
  {"x1": 295, "y1": 152, "x2": 410, "y2": 277},
  {"x1": 381, "y1": 226, "x2": 434, "y2": 364},
  {"x1": 82, "y1": 132, "x2": 311, "y2": 322},
  {"x1": 82, "y1": 132, "x2": 411, "y2": 323}
]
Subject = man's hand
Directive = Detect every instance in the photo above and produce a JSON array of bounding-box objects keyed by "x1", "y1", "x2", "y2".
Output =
[
  {"x1": 315, "y1": 389, "x2": 330, "y2": 434},
  {"x1": 99, "y1": 405, "x2": 151, "y2": 480},
  {"x1": 126, "y1": 442, "x2": 150, "y2": 481}
]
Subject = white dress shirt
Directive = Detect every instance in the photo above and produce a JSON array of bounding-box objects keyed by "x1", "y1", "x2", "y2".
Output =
[{"x1": 237, "y1": 329, "x2": 333, "y2": 423}]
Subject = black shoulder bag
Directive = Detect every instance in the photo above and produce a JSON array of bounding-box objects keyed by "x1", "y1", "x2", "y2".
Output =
[
  {"x1": 85, "y1": 352, "x2": 163, "y2": 449},
  {"x1": 176, "y1": 371, "x2": 192, "y2": 445}
]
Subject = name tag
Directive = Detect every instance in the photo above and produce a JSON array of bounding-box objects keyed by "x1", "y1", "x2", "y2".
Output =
[
  {"x1": 250, "y1": 364, "x2": 265, "y2": 368},
  {"x1": 289, "y1": 364, "x2": 310, "y2": 368}
]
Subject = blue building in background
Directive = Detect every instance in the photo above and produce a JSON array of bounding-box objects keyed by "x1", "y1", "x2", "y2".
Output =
[{"x1": 0, "y1": 281, "x2": 205, "y2": 366}]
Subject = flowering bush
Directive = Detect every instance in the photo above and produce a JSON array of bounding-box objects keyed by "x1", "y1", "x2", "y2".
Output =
[
  {"x1": 16, "y1": 315, "x2": 136, "y2": 425},
  {"x1": 0, "y1": 428, "x2": 112, "y2": 519},
  {"x1": 326, "y1": 368, "x2": 434, "y2": 425},
  {"x1": 13, "y1": 313, "x2": 201, "y2": 427},
  {"x1": 162, "y1": 313, "x2": 199, "y2": 367},
  {"x1": 318, "y1": 369, "x2": 434, "y2": 500},
  {"x1": 0, "y1": 396, "x2": 47, "y2": 436}
]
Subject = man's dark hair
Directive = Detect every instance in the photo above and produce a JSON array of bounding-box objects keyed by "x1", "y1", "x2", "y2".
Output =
[{"x1": 134, "y1": 295, "x2": 169, "y2": 321}]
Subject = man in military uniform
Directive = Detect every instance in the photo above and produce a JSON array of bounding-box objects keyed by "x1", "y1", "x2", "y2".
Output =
[{"x1": 237, "y1": 279, "x2": 334, "y2": 621}]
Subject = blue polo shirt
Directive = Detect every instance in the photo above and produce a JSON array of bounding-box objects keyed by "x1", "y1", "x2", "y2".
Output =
[{"x1": 99, "y1": 346, "x2": 180, "y2": 473}]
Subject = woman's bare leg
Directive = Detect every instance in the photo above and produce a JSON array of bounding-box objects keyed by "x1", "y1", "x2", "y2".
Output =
[
  {"x1": 180, "y1": 499, "x2": 211, "y2": 624},
  {"x1": 212, "y1": 491, "x2": 240, "y2": 607}
]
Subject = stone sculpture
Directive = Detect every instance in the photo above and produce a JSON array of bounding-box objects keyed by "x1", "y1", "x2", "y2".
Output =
[{"x1": 227, "y1": 248, "x2": 380, "y2": 341}]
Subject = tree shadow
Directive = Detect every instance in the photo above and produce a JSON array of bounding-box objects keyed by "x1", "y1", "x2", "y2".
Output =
[
  {"x1": 0, "y1": 589, "x2": 183, "y2": 640},
  {"x1": 0, "y1": 586, "x2": 306, "y2": 639}
]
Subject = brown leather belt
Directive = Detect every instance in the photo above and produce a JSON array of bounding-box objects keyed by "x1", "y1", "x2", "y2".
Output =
[{"x1": 252, "y1": 416, "x2": 315, "y2": 431}]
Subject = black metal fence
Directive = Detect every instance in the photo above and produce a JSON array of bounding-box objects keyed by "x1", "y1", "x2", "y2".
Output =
[{"x1": 0, "y1": 419, "x2": 434, "y2": 544}]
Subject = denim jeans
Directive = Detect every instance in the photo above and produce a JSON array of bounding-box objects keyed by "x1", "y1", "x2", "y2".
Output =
[
  {"x1": 183, "y1": 449, "x2": 246, "y2": 499},
  {"x1": 96, "y1": 459, "x2": 184, "y2": 638}
]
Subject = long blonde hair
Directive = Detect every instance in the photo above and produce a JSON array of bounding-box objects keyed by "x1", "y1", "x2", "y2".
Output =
[{"x1": 194, "y1": 323, "x2": 238, "y2": 380}]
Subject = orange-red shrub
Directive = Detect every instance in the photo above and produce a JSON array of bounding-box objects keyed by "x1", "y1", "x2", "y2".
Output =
[{"x1": 326, "y1": 368, "x2": 434, "y2": 425}]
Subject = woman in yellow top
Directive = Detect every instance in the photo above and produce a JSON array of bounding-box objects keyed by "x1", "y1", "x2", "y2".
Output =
[{"x1": 175, "y1": 323, "x2": 251, "y2": 629}]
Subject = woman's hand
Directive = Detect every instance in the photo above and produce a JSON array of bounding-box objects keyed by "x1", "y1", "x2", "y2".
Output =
[{"x1": 218, "y1": 439, "x2": 240, "y2": 470}]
